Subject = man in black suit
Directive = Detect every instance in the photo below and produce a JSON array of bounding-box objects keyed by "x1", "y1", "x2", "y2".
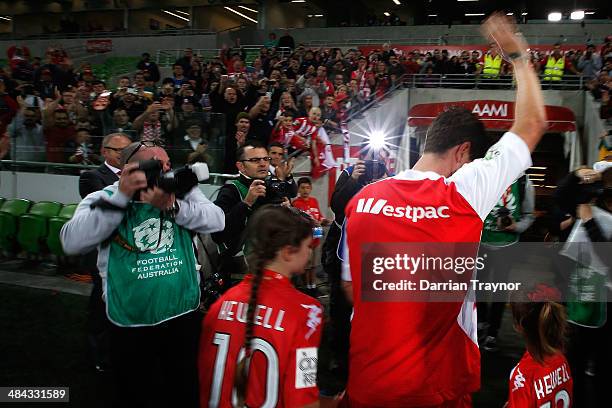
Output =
[
  {"x1": 79, "y1": 133, "x2": 131, "y2": 198},
  {"x1": 78, "y1": 132, "x2": 130, "y2": 373}
]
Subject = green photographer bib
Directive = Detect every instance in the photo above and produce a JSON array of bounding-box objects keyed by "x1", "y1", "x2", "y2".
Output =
[
  {"x1": 482, "y1": 181, "x2": 521, "y2": 246},
  {"x1": 106, "y1": 202, "x2": 200, "y2": 327}
]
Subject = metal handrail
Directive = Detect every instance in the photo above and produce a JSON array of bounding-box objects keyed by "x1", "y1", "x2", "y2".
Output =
[
  {"x1": 0, "y1": 28, "x2": 216, "y2": 41},
  {"x1": 403, "y1": 73, "x2": 585, "y2": 90},
  {"x1": 155, "y1": 46, "x2": 292, "y2": 66}
]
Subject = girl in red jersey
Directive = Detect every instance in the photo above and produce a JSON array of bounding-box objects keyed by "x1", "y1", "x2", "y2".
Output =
[
  {"x1": 507, "y1": 299, "x2": 573, "y2": 408},
  {"x1": 199, "y1": 206, "x2": 322, "y2": 408}
]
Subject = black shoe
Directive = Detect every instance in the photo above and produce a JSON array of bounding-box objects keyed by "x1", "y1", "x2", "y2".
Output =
[{"x1": 482, "y1": 336, "x2": 499, "y2": 352}]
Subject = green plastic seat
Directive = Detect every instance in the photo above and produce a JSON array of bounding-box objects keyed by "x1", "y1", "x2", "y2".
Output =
[
  {"x1": 0, "y1": 198, "x2": 5, "y2": 207},
  {"x1": 16, "y1": 201, "x2": 62, "y2": 255},
  {"x1": 57, "y1": 204, "x2": 78, "y2": 219},
  {"x1": 47, "y1": 217, "x2": 69, "y2": 257},
  {"x1": 0, "y1": 199, "x2": 32, "y2": 252}
]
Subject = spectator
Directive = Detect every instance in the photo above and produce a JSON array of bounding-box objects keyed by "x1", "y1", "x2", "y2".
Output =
[
  {"x1": 171, "y1": 65, "x2": 189, "y2": 89},
  {"x1": 79, "y1": 133, "x2": 131, "y2": 198},
  {"x1": 234, "y1": 112, "x2": 251, "y2": 149},
  {"x1": 292, "y1": 176, "x2": 330, "y2": 297},
  {"x1": 247, "y1": 96, "x2": 274, "y2": 145},
  {"x1": 173, "y1": 122, "x2": 208, "y2": 166},
  {"x1": 43, "y1": 108, "x2": 76, "y2": 163},
  {"x1": 578, "y1": 44, "x2": 602, "y2": 80},
  {"x1": 108, "y1": 108, "x2": 136, "y2": 140},
  {"x1": 278, "y1": 30, "x2": 295, "y2": 50},
  {"x1": 314, "y1": 65, "x2": 334, "y2": 100},
  {"x1": 268, "y1": 141, "x2": 297, "y2": 191},
  {"x1": 211, "y1": 86, "x2": 248, "y2": 173},
  {"x1": 482, "y1": 43, "x2": 503, "y2": 79},
  {"x1": 137, "y1": 52, "x2": 161, "y2": 83},
  {"x1": 264, "y1": 32, "x2": 279, "y2": 48},
  {"x1": 133, "y1": 101, "x2": 176, "y2": 142},
  {"x1": 7, "y1": 106, "x2": 45, "y2": 162},
  {"x1": 61, "y1": 141, "x2": 224, "y2": 408},
  {"x1": 541, "y1": 44, "x2": 566, "y2": 82},
  {"x1": 66, "y1": 127, "x2": 100, "y2": 164},
  {"x1": 321, "y1": 94, "x2": 339, "y2": 132},
  {"x1": 175, "y1": 48, "x2": 193, "y2": 76}
]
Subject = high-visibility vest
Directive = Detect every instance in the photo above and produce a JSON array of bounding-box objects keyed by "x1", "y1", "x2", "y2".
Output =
[
  {"x1": 543, "y1": 56, "x2": 565, "y2": 81},
  {"x1": 482, "y1": 54, "x2": 502, "y2": 78}
]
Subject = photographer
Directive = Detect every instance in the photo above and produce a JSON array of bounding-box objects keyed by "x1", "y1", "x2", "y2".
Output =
[
  {"x1": 212, "y1": 140, "x2": 292, "y2": 289},
  {"x1": 319, "y1": 145, "x2": 388, "y2": 398},
  {"x1": 60, "y1": 141, "x2": 224, "y2": 408},
  {"x1": 555, "y1": 162, "x2": 611, "y2": 407},
  {"x1": 478, "y1": 173, "x2": 535, "y2": 352}
]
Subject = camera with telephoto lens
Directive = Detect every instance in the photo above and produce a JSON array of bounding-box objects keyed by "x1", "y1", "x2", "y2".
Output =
[
  {"x1": 264, "y1": 175, "x2": 290, "y2": 204},
  {"x1": 201, "y1": 271, "x2": 224, "y2": 309},
  {"x1": 495, "y1": 206, "x2": 513, "y2": 230},
  {"x1": 137, "y1": 160, "x2": 209, "y2": 199},
  {"x1": 362, "y1": 160, "x2": 387, "y2": 183}
]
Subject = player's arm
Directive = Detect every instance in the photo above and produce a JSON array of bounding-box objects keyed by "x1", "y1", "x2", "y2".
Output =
[{"x1": 482, "y1": 13, "x2": 546, "y2": 151}]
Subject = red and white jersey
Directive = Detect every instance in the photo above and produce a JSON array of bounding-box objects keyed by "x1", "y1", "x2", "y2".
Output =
[
  {"x1": 292, "y1": 197, "x2": 322, "y2": 222},
  {"x1": 199, "y1": 270, "x2": 322, "y2": 408},
  {"x1": 342, "y1": 132, "x2": 532, "y2": 406},
  {"x1": 293, "y1": 117, "x2": 319, "y2": 141},
  {"x1": 508, "y1": 352, "x2": 573, "y2": 408}
]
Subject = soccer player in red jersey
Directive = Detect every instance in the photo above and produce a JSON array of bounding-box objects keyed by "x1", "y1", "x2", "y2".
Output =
[
  {"x1": 199, "y1": 206, "x2": 323, "y2": 408},
  {"x1": 341, "y1": 13, "x2": 547, "y2": 407},
  {"x1": 507, "y1": 301, "x2": 572, "y2": 408}
]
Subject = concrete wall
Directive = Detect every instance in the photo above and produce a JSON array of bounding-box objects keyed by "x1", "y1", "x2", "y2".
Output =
[{"x1": 0, "y1": 33, "x2": 216, "y2": 58}]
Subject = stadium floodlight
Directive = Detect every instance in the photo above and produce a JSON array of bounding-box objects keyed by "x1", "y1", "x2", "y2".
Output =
[
  {"x1": 314, "y1": 14, "x2": 324, "y2": 17},
  {"x1": 570, "y1": 10, "x2": 585, "y2": 20},
  {"x1": 506, "y1": 12, "x2": 514, "y2": 16},
  {"x1": 548, "y1": 12, "x2": 562, "y2": 22},
  {"x1": 393, "y1": 0, "x2": 401, "y2": 5},
  {"x1": 384, "y1": 12, "x2": 390, "y2": 17},
  {"x1": 238, "y1": 5, "x2": 258, "y2": 14},
  {"x1": 465, "y1": 13, "x2": 485, "y2": 17},
  {"x1": 291, "y1": 0, "x2": 306, "y2": 3},
  {"x1": 162, "y1": 10, "x2": 189, "y2": 22},
  {"x1": 585, "y1": 11, "x2": 595, "y2": 15},
  {"x1": 224, "y1": 7, "x2": 258, "y2": 23},
  {"x1": 428, "y1": 14, "x2": 438, "y2": 17}
]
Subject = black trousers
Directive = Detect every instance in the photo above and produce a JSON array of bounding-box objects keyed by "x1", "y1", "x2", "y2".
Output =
[
  {"x1": 476, "y1": 245, "x2": 512, "y2": 338},
  {"x1": 109, "y1": 311, "x2": 202, "y2": 408}
]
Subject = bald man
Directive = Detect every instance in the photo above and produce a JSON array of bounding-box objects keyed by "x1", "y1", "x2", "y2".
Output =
[
  {"x1": 79, "y1": 133, "x2": 132, "y2": 198},
  {"x1": 61, "y1": 141, "x2": 224, "y2": 408}
]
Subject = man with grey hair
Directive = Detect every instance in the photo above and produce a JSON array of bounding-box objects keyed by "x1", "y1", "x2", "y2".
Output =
[{"x1": 62, "y1": 141, "x2": 224, "y2": 407}]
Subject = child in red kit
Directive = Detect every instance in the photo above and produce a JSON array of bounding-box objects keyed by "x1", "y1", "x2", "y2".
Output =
[
  {"x1": 507, "y1": 294, "x2": 573, "y2": 408},
  {"x1": 292, "y1": 177, "x2": 330, "y2": 298}
]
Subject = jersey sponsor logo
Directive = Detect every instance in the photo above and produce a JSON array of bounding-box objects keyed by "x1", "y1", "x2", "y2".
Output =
[
  {"x1": 355, "y1": 198, "x2": 450, "y2": 222},
  {"x1": 133, "y1": 218, "x2": 174, "y2": 254},
  {"x1": 301, "y1": 304, "x2": 322, "y2": 340},
  {"x1": 512, "y1": 367, "x2": 526, "y2": 392},
  {"x1": 295, "y1": 347, "x2": 318, "y2": 389}
]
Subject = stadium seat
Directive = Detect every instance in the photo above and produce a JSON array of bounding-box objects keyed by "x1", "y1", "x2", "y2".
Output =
[
  {"x1": 0, "y1": 198, "x2": 5, "y2": 207},
  {"x1": 47, "y1": 204, "x2": 78, "y2": 257},
  {"x1": 0, "y1": 199, "x2": 32, "y2": 253},
  {"x1": 16, "y1": 201, "x2": 63, "y2": 256}
]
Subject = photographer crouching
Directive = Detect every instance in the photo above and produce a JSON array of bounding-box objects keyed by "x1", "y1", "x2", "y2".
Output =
[
  {"x1": 60, "y1": 141, "x2": 225, "y2": 408},
  {"x1": 212, "y1": 140, "x2": 296, "y2": 291}
]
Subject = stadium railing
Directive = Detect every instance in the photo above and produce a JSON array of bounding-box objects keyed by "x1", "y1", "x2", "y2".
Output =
[
  {"x1": 403, "y1": 74, "x2": 586, "y2": 90},
  {"x1": 155, "y1": 47, "x2": 293, "y2": 67}
]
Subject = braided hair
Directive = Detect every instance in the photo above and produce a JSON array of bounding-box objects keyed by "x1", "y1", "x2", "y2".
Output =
[{"x1": 234, "y1": 205, "x2": 313, "y2": 407}]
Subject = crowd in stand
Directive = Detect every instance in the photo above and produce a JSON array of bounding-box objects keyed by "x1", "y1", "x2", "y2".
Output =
[{"x1": 1, "y1": 33, "x2": 611, "y2": 175}]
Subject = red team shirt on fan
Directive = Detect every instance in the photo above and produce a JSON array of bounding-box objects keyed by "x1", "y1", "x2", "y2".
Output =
[
  {"x1": 342, "y1": 132, "x2": 533, "y2": 407},
  {"x1": 293, "y1": 196, "x2": 323, "y2": 247},
  {"x1": 508, "y1": 352, "x2": 572, "y2": 408},
  {"x1": 199, "y1": 270, "x2": 323, "y2": 408}
]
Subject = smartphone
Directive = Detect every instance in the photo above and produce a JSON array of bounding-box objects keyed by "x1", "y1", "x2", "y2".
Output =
[{"x1": 265, "y1": 91, "x2": 272, "y2": 99}]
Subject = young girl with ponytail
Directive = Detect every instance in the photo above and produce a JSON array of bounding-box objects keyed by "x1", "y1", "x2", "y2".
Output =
[
  {"x1": 199, "y1": 206, "x2": 322, "y2": 408},
  {"x1": 507, "y1": 298, "x2": 573, "y2": 407}
]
